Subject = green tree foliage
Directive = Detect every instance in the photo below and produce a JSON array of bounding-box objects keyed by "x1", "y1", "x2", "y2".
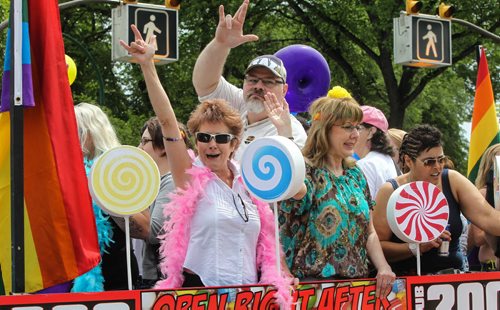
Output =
[
  {"x1": 272, "y1": 0, "x2": 499, "y2": 171},
  {"x1": 1, "y1": 0, "x2": 498, "y2": 173}
]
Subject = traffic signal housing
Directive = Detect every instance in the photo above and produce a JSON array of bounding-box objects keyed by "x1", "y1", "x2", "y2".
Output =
[
  {"x1": 406, "y1": 0, "x2": 422, "y2": 14},
  {"x1": 166, "y1": 0, "x2": 181, "y2": 9},
  {"x1": 438, "y1": 3, "x2": 454, "y2": 18}
]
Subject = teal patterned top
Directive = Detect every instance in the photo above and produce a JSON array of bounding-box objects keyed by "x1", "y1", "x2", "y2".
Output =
[{"x1": 279, "y1": 163, "x2": 374, "y2": 279}]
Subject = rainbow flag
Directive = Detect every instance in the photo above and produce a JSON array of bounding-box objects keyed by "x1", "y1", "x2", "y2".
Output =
[
  {"x1": 0, "y1": 0, "x2": 34, "y2": 111},
  {"x1": 467, "y1": 47, "x2": 500, "y2": 182},
  {"x1": 0, "y1": 0, "x2": 100, "y2": 294}
]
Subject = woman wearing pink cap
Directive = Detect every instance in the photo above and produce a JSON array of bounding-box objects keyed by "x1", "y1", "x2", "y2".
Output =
[{"x1": 354, "y1": 106, "x2": 397, "y2": 199}]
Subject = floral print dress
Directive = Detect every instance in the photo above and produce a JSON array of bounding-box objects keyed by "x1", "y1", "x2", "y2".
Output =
[{"x1": 279, "y1": 163, "x2": 374, "y2": 280}]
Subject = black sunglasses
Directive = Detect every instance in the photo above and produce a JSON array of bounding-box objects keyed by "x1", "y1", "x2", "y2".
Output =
[
  {"x1": 416, "y1": 155, "x2": 446, "y2": 167},
  {"x1": 232, "y1": 193, "x2": 249, "y2": 222},
  {"x1": 196, "y1": 132, "x2": 235, "y2": 144}
]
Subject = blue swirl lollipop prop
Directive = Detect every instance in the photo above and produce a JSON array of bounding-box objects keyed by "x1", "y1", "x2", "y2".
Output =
[
  {"x1": 241, "y1": 136, "x2": 306, "y2": 274},
  {"x1": 241, "y1": 136, "x2": 305, "y2": 203}
]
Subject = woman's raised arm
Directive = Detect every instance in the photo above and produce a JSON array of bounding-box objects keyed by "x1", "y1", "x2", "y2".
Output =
[{"x1": 120, "y1": 24, "x2": 191, "y2": 189}]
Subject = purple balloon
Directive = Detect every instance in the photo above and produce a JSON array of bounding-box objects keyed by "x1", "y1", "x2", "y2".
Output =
[
  {"x1": 35, "y1": 281, "x2": 72, "y2": 294},
  {"x1": 275, "y1": 45, "x2": 331, "y2": 113}
]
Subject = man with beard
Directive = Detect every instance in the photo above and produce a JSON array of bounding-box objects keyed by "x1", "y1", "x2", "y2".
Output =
[{"x1": 192, "y1": 0, "x2": 307, "y2": 161}]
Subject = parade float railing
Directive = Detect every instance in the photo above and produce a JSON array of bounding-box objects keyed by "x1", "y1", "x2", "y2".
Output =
[{"x1": 1, "y1": 272, "x2": 500, "y2": 309}]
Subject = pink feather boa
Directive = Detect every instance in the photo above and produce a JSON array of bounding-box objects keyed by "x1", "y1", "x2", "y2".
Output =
[{"x1": 155, "y1": 165, "x2": 292, "y2": 308}]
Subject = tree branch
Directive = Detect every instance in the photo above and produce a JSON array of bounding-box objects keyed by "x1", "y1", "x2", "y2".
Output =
[{"x1": 287, "y1": 0, "x2": 379, "y2": 61}]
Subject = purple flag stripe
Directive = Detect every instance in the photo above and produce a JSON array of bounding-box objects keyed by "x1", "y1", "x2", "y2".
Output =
[{"x1": 0, "y1": 64, "x2": 35, "y2": 112}]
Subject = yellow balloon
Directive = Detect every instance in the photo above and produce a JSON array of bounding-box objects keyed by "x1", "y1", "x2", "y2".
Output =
[{"x1": 65, "y1": 54, "x2": 77, "y2": 85}]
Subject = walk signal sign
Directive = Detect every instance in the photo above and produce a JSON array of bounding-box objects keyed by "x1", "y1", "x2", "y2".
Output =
[
  {"x1": 112, "y1": 3, "x2": 178, "y2": 65},
  {"x1": 394, "y1": 13, "x2": 451, "y2": 68}
]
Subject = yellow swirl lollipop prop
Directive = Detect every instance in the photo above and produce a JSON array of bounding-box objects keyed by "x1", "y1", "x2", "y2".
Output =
[
  {"x1": 89, "y1": 145, "x2": 160, "y2": 290},
  {"x1": 89, "y1": 145, "x2": 160, "y2": 217}
]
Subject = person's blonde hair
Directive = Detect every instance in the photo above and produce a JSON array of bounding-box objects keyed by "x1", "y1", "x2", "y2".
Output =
[
  {"x1": 74, "y1": 102, "x2": 120, "y2": 160},
  {"x1": 387, "y1": 128, "x2": 406, "y2": 150},
  {"x1": 475, "y1": 143, "x2": 500, "y2": 189},
  {"x1": 302, "y1": 96, "x2": 362, "y2": 168}
]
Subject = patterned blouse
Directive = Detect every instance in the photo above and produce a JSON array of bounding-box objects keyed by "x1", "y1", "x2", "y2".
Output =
[{"x1": 279, "y1": 163, "x2": 374, "y2": 279}]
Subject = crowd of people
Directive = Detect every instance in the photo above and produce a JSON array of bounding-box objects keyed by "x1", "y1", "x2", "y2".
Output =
[{"x1": 63, "y1": 0, "x2": 500, "y2": 305}]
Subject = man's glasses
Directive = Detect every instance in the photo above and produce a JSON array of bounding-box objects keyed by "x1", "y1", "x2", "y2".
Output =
[
  {"x1": 140, "y1": 137, "x2": 153, "y2": 145},
  {"x1": 244, "y1": 76, "x2": 284, "y2": 88},
  {"x1": 416, "y1": 155, "x2": 446, "y2": 167},
  {"x1": 334, "y1": 123, "x2": 362, "y2": 133},
  {"x1": 195, "y1": 132, "x2": 235, "y2": 144},
  {"x1": 232, "y1": 193, "x2": 249, "y2": 222}
]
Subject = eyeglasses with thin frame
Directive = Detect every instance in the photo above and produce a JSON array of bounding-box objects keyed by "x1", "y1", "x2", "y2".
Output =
[
  {"x1": 196, "y1": 132, "x2": 235, "y2": 144},
  {"x1": 334, "y1": 123, "x2": 362, "y2": 133},
  {"x1": 244, "y1": 75, "x2": 284, "y2": 88},
  {"x1": 415, "y1": 155, "x2": 446, "y2": 167},
  {"x1": 140, "y1": 137, "x2": 153, "y2": 145},
  {"x1": 232, "y1": 193, "x2": 249, "y2": 222}
]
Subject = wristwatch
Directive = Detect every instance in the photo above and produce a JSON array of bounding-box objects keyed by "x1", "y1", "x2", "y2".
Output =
[{"x1": 409, "y1": 243, "x2": 419, "y2": 257}]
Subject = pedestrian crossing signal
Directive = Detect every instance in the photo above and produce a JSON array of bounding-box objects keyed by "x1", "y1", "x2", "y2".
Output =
[
  {"x1": 393, "y1": 13, "x2": 451, "y2": 68},
  {"x1": 112, "y1": 3, "x2": 179, "y2": 65}
]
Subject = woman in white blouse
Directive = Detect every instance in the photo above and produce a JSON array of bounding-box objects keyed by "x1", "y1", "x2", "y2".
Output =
[{"x1": 120, "y1": 25, "x2": 291, "y2": 306}]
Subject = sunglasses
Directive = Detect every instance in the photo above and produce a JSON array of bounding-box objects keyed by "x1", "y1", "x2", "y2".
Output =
[
  {"x1": 232, "y1": 193, "x2": 249, "y2": 222},
  {"x1": 416, "y1": 155, "x2": 446, "y2": 167},
  {"x1": 196, "y1": 132, "x2": 235, "y2": 144}
]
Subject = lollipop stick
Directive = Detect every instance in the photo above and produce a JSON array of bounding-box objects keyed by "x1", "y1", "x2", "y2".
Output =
[
  {"x1": 125, "y1": 216, "x2": 132, "y2": 290},
  {"x1": 416, "y1": 244, "x2": 421, "y2": 276},
  {"x1": 272, "y1": 202, "x2": 281, "y2": 275}
]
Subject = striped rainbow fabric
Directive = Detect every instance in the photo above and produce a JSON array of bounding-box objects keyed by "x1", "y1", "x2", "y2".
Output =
[
  {"x1": 0, "y1": 0, "x2": 100, "y2": 294},
  {"x1": 467, "y1": 47, "x2": 500, "y2": 182},
  {"x1": 0, "y1": 0, "x2": 34, "y2": 112}
]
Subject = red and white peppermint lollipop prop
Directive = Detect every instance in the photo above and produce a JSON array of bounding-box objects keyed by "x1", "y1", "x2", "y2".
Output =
[{"x1": 387, "y1": 181, "x2": 449, "y2": 275}]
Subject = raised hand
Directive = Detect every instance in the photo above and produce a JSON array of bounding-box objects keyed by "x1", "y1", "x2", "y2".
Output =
[
  {"x1": 119, "y1": 24, "x2": 156, "y2": 64},
  {"x1": 263, "y1": 92, "x2": 292, "y2": 138},
  {"x1": 214, "y1": 0, "x2": 259, "y2": 49}
]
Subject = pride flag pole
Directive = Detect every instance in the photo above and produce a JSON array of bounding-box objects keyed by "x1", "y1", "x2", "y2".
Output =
[{"x1": 10, "y1": 0, "x2": 26, "y2": 293}]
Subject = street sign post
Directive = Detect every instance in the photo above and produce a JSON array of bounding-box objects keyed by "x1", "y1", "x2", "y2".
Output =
[
  {"x1": 112, "y1": 3, "x2": 178, "y2": 65},
  {"x1": 394, "y1": 13, "x2": 451, "y2": 68}
]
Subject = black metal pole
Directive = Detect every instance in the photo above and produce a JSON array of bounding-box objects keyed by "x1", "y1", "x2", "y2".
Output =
[
  {"x1": 475, "y1": 45, "x2": 482, "y2": 66},
  {"x1": 452, "y1": 18, "x2": 500, "y2": 44},
  {"x1": 10, "y1": 0, "x2": 25, "y2": 294}
]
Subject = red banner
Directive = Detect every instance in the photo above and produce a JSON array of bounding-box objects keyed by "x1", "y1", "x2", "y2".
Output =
[{"x1": 0, "y1": 273, "x2": 499, "y2": 309}]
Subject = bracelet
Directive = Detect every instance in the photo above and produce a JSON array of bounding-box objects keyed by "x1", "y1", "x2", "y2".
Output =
[{"x1": 163, "y1": 136, "x2": 182, "y2": 142}]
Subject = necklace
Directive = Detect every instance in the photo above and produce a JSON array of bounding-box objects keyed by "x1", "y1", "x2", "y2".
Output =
[{"x1": 232, "y1": 193, "x2": 249, "y2": 222}]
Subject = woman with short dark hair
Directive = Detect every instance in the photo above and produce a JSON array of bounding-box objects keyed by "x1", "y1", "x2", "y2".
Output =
[{"x1": 374, "y1": 124, "x2": 500, "y2": 275}]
